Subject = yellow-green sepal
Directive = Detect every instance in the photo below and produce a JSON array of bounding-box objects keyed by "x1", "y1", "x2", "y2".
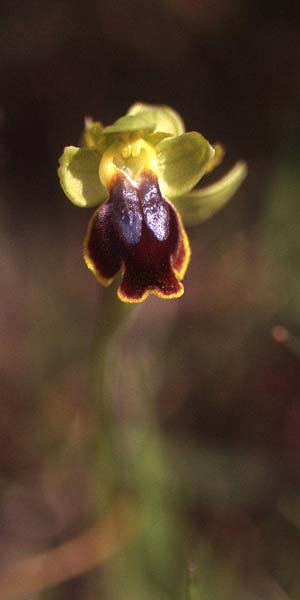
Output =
[
  {"x1": 102, "y1": 113, "x2": 156, "y2": 136},
  {"x1": 82, "y1": 117, "x2": 106, "y2": 150},
  {"x1": 156, "y1": 132, "x2": 215, "y2": 198},
  {"x1": 127, "y1": 102, "x2": 185, "y2": 135},
  {"x1": 173, "y1": 161, "x2": 248, "y2": 225},
  {"x1": 58, "y1": 146, "x2": 108, "y2": 208}
]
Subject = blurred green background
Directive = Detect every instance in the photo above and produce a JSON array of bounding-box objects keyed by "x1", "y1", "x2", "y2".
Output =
[{"x1": 1, "y1": 1, "x2": 300, "y2": 599}]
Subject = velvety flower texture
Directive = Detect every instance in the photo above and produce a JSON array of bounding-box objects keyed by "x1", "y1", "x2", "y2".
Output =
[{"x1": 58, "y1": 104, "x2": 247, "y2": 303}]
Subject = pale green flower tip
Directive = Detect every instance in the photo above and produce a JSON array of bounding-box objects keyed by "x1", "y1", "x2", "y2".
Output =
[
  {"x1": 173, "y1": 160, "x2": 248, "y2": 226},
  {"x1": 82, "y1": 117, "x2": 106, "y2": 150},
  {"x1": 230, "y1": 160, "x2": 248, "y2": 183},
  {"x1": 58, "y1": 146, "x2": 108, "y2": 208},
  {"x1": 212, "y1": 160, "x2": 248, "y2": 196},
  {"x1": 238, "y1": 160, "x2": 248, "y2": 176},
  {"x1": 156, "y1": 131, "x2": 215, "y2": 199},
  {"x1": 127, "y1": 102, "x2": 185, "y2": 136}
]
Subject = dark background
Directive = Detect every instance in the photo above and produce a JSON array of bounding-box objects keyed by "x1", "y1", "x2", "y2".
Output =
[{"x1": 1, "y1": 1, "x2": 300, "y2": 599}]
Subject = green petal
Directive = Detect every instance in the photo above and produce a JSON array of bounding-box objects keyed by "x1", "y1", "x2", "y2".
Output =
[
  {"x1": 173, "y1": 161, "x2": 248, "y2": 225},
  {"x1": 156, "y1": 132, "x2": 215, "y2": 198},
  {"x1": 102, "y1": 113, "x2": 156, "y2": 135},
  {"x1": 58, "y1": 146, "x2": 108, "y2": 208},
  {"x1": 127, "y1": 103, "x2": 185, "y2": 135},
  {"x1": 144, "y1": 131, "x2": 172, "y2": 146}
]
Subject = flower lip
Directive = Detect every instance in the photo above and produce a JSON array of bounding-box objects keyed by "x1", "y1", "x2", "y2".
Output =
[{"x1": 84, "y1": 169, "x2": 190, "y2": 303}]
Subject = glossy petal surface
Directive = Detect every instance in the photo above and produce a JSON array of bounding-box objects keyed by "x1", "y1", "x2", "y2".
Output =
[
  {"x1": 84, "y1": 170, "x2": 190, "y2": 303},
  {"x1": 156, "y1": 132, "x2": 215, "y2": 198},
  {"x1": 58, "y1": 146, "x2": 108, "y2": 207},
  {"x1": 173, "y1": 161, "x2": 248, "y2": 225}
]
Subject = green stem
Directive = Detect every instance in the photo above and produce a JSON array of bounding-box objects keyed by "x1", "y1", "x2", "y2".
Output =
[
  {"x1": 88, "y1": 280, "x2": 136, "y2": 505},
  {"x1": 91, "y1": 280, "x2": 135, "y2": 407},
  {"x1": 88, "y1": 285, "x2": 185, "y2": 598}
]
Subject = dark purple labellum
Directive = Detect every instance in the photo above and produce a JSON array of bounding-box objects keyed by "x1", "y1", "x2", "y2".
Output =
[{"x1": 84, "y1": 169, "x2": 190, "y2": 302}]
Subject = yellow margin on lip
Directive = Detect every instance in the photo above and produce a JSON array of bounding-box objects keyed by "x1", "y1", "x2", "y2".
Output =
[
  {"x1": 171, "y1": 203, "x2": 191, "y2": 281},
  {"x1": 83, "y1": 208, "x2": 116, "y2": 288},
  {"x1": 117, "y1": 280, "x2": 184, "y2": 304}
]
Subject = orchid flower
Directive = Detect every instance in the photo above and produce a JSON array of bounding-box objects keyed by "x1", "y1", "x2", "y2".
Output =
[{"x1": 58, "y1": 103, "x2": 247, "y2": 303}]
